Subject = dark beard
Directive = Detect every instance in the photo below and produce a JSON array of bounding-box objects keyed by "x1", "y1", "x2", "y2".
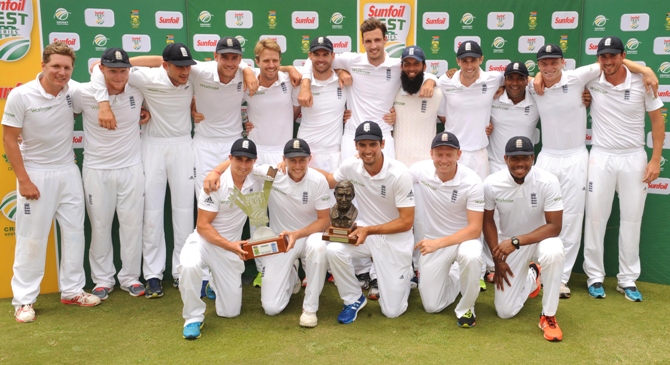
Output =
[{"x1": 400, "y1": 71, "x2": 424, "y2": 95}]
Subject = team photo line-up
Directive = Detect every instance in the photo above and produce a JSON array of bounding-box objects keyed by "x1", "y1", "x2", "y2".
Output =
[{"x1": 2, "y1": 17, "x2": 664, "y2": 343}]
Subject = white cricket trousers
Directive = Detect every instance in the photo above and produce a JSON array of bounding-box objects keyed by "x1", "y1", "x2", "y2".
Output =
[
  {"x1": 12, "y1": 164, "x2": 86, "y2": 306},
  {"x1": 341, "y1": 130, "x2": 395, "y2": 161},
  {"x1": 261, "y1": 233, "x2": 327, "y2": 315},
  {"x1": 83, "y1": 164, "x2": 144, "y2": 289},
  {"x1": 142, "y1": 136, "x2": 194, "y2": 281},
  {"x1": 419, "y1": 239, "x2": 482, "y2": 318},
  {"x1": 327, "y1": 230, "x2": 413, "y2": 318},
  {"x1": 536, "y1": 147, "x2": 588, "y2": 285},
  {"x1": 495, "y1": 237, "x2": 564, "y2": 318},
  {"x1": 583, "y1": 147, "x2": 648, "y2": 288},
  {"x1": 179, "y1": 231, "x2": 245, "y2": 325},
  {"x1": 192, "y1": 135, "x2": 235, "y2": 194}
]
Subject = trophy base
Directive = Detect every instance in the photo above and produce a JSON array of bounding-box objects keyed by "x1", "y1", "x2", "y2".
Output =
[
  {"x1": 322, "y1": 224, "x2": 357, "y2": 244},
  {"x1": 243, "y1": 230, "x2": 290, "y2": 260}
]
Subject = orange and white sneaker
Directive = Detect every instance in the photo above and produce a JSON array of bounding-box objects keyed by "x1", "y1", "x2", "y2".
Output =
[
  {"x1": 61, "y1": 292, "x2": 102, "y2": 307},
  {"x1": 15, "y1": 304, "x2": 36, "y2": 323},
  {"x1": 539, "y1": 315, "x2": 563, "y2": 341},
  {"x1": 528, "y1": 263, "x2": 542, "y2": 298}
]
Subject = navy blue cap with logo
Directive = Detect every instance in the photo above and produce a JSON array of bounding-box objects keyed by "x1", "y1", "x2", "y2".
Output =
[
  {"x1": 355, "y1": 121, "x2": 383, "y2": 141},
  {"x1": 101, "y1": 48, "x2": 131, "y2": 68},
  {"x1": 431, "y1": 132, "x2": 460, "y2": 149},
  {"x1": 162, "y1": 42, "x2": 197, "y2": 66},
  {"x1": 230, "y1": 138, "x2": 257, "y2": 159},
  {"x1": 401, "y1": 46, "x2": 426, "y2": 62},
  {"x1": 284, "y1": 138, "x2": 311, "y2": 158},
  {"x1": 309, "y1": 36, "x2": 333, "y2": 53},
  {"x1": 505, "y1": 136, "x2": 534, "y2": 156},
  {"x1": 597, "y1": 36, "x2": 625, "y2": 56}
]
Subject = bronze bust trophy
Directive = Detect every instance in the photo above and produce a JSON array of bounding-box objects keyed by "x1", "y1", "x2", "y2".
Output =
[{"x1": 323, "y1": 180, "x2": 358, "y2": 243}]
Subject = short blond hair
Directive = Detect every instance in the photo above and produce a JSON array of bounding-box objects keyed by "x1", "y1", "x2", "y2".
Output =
[
  {"x1": 43, "y1": 42, "x2": 76, "y2": 64},
  {"x1": 254, "y1": 38, "x2": 282, "y2": 60}
]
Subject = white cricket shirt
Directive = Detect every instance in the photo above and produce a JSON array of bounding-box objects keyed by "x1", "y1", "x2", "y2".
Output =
[
  {"x1": 393, "y1": 85, "x2": 443, "y2": 167},
  {"x1": 488, "y1": 88, "x2": 540, "y2": 167},
  {"x1": 244, "y1": 70, "x2": 297, "y2": 148},
  {"x1": 295, "y1": 70, "x2": 347, "y2": 149}
]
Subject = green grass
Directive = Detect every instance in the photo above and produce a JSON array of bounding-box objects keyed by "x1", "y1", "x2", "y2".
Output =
[{"x1": 1, "y1": 273, "x2": 668, "y2": 365}]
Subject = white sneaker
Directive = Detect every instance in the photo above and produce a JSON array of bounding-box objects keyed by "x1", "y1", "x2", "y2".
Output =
[
  {"x1": 299, "y1": 310, "x2": 318, "y2": 327},
  {"x1": 15, "y1": 304, "x2": 35, "y2": 323},
  {"x1": 559, "y1": 283, "x2": 571, "y2": 299},
  {"x1": 61, "y1": 292, "x2": 102, "y2": 307}
]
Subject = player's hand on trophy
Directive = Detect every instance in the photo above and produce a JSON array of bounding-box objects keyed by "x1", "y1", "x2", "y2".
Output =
[
  {"x1": 492, "y1": 239, "x2": 516, "y2": 262},
  {"x1": 414, "y1": 238, "x2": 441, "y2": 255},
  {"x1": 98, "y1": 102, "x2": 117, "y2": 130},
  {"x1": 343, "y1": 109, "x2": 352, "y2": 123},
  {"x1": 494, "y1": 261, "x2": 514, "y2": 291},
  {"x1": 337, "y1": 69, "x2": 353, "y2": 87},
  {"x1": 19, "y1": 180, "x2": 40, "y2": 200},
  {"x1": 581, "y1": 88, "x2": 592, "y2": 108},
  {"x1": 349, "y1": 226, "x2": 369, "y2": 246},
  {"x1": 227, "y1": 240, "x2": 248, "y2": 260},
  {"x1": 485, "y1": 122, "x2": 494, "y2": 136},
  {"x1": 383, "y1": 107, "x2": 396, "y2": 126},
  {"x1": 139, "y1": 107, "x2": 151, "y2": 125},
  {"x1": 280, "y1": 230, "x2": 298, "y2": 251},
  {"x1": 203, "y1": 171, "x2": 222, "y2": 194}
]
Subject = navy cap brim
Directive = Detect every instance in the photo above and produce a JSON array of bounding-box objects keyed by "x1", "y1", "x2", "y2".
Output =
[
  {"x1": 168, "y1": 59, "x2": 197, "y2": 66},
  {"x1": 217, "y1": 49, "x2": 243, "y2": 55},
  {"x1": 505, "y1": 70, "x2": 528, "y2": 76},
  {"x1": 101, "y1": 61, "x2": 131, "y2": 68},
  {"x1": 505, "y1": 151, "x2": 534, "y2": 156},
  {"x1": 284, "y1": 152, "x2": 311, "y2": 158},
  {"x1": 432, "y1": 142, "x2": 459, "y2": 149},
  {"x1": 402, "y1": 55, "x2": 424, "y2": 62},
  {"x1": 310, "y1": 45, "x2": 333, "y2": 53},
  {"x1": 354, "y1": 134, "x2": 383, "y2": 141},
  {"x1": 537, "y1": 54, "x2": 563, "y2": 60},
  {"x1": 457, "y1": 52, "x2": 482, "y2": 59},
  {"x1": 231, "y1": 151, "x2": 257, "y2": 159},
  {"x1": 596, "y1": 49, "x2": 623, "y2": 56}
]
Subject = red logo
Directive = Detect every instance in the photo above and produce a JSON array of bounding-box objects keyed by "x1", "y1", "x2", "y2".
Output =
[
  {"x1": 658, "y1": 90, "x2": 670, "y2": 97},
  {"x1": 295, "y1": 17, "x2": 316, "y2": 24},
  {"x1": 73, "y1": 136, "x2": 83, "y2": 143},
  {"x1": 425, "y1": 17, "x2": 446, "y2": 25},
  {"x1": 53, "y1": 37, "x2": 76, "y2": 45},
  {"x1": 0, "y1": 0, "x2": 26, "y2": 11},
  {"x1": 554, "y1": 17, "x2": 575, "y2": 24},
  {"x1": 367, "y1": 5, "x2": 406, "y2": 18},
  {"x1": 159, "y1": 17, "x2": 180, "y2": 24},
  {"x1": 196, "y1": 39, "x2": 217, "y2": 47},
  {"x1": 588, "y1": 43, "x2": 598, "y2": 50},
  {"x1": 333, "y1": 41, "x2": 349, "y2": 48},
  {"x1": 488, "y1": 65, "x2": 505, "y2": 71}
]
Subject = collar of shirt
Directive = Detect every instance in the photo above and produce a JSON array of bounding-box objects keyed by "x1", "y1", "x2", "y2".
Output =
[
  {"x1": 497, "y1": 89, "x2": 534, "y2": 107},
  {"x1": 35, "y1": 72, "x2": 69, "y2": 99},
  {"x1": 451, "y1": 68, "x2": 487, "y2": 88},
  {"x1": 597, "y1": 65, "x2": 632, "y2": 90},
  {"x1": 224, "y1": 169, "x2": 257, "y2": 194},
  {"x1": 201, "y1": 61, "x2": 243, "y2": 85},
  {"x1": 157, "y1": 68, "x2": 191, "y2": 90},
  {"x1": 311, "y1": 70, "x2": 339, "y2": 87},
  {"x1": 546, "y1": 71, "x2": 571, "y2": 89},
  {"x1": 357, "y1": 154, "x2": 391, "y2": 180},
  {"x1": 432, "y1": 164, "x2": 463, "y2": 186},
  {"x1": 254, "y1": 69, "x2": 291, "y2": 90}
]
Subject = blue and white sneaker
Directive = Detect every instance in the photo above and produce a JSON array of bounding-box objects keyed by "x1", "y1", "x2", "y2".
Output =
[
  {"x1": 206, "y1": 282, "x2": 216, "y2": 300},
  {"x1": 616, "y1": 286, "x2": 642, "y2": 302},
  {"x1": 588, "y1": 282, "x2": 606, "y2": 299},
  {"x1": 337, "y1": 294, "x2": 367, "y2": 324},
  {"x1": 183, "y1": 322, "x2": 203, "y2": 340}
]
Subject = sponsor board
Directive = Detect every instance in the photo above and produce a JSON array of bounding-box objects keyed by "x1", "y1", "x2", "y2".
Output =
[
  {"x1": 652, "y1": 37, "x2": 670, "y2": 55},
  {"x1": 293, "y1": 59, "x2": 306, "y2": 67},
  {"x1": 93, "y1": 33, "x2": 109, "y2": 52},
  {"x1": 331, "y1": 12, "x2": 345, "y2": 29},
  {"x1": 1, "y1": 190, "x2": 16, "y2": 222},
  {"x1": 155, "y1": 11, "x2": 183, "y2": 29},
  {"x1": 491, "y1": 36, "x2": 506, "y2": 53},
  {"x1": 130, "y1": 9, "x2": 140, "y2": 28},
  {"x1": 647, "y1": 178, "x2": 670, "y2": 195},
  {"x1": 72, "y1": 131, "x2": 84, "y2": 149},
  {"x1": 658, "y1": 85, "x2": 670, "y2": 102},
  {"x1": 198, "y1": 10, "x2": 213, "y2": 27},
  {"x1": 486, "y1": 59, "x2": 510, "y2": 73},
  {"x1": 54, "y1": 7, "x2": 70, "y2": 26},
  {"x1": 487, "y1": 12, "x2": 514, "y2": 30},
  {"x1": 584, "y1": 37, "x2": 601, "y2": 55},
  {"x1": 225, "y1": 10, "x2": 252, "y2": 29},
  {"x1": 585, "y1": 128, "x2": 592, "y2": 145},
  {"x1": 563, "y1": 58, "x2": 576, "y2": 70},
  {"x1": 625, "y1": 38, "x2": 641, "y2": 55},
  {"x1": 242, "y1": 58, "x2": 255, "y2": 68},
  {"x1": 121, "y1": 34, "x2": 151, "y2": 53},
  {"x1": 658, "y1": 61, "x2": 670, "y2": 79},
  {"x1": 48, "y1": 32, "x2": 80, "y2": 51},
  {"x1": 647, "y1": 132, "x2": 670, "y2": 150},
  {"x1": 422, "y1": 12, "x2": 448, "y2": 30},
  {"x1": 620, "y1": 13, "x2": 649, "y2": 31},
  {"x1": 360, "y1": 1, "x2": 415, "y2": 58},
  {"x1": 259, "y1": 35, "x2": 287, "y2": 53},
  {"x1": 517, "y1": 35, "x2": 545, "y2": 53},
  {"x1": 292, "y1": 11, "x2": 318, "y2": 29},
  {"x1": 328, "y1": 35, "x2": 352, "y2": 53},
  {"x1": 84, "y1": 8, "x2": 115, "y2": 28},
  {"x1": 453, "y1": 36, "x2": 481, "y2": 52},
  {"x1": 524, "y1": 60, "x2": 536, "y2": 75},
  {"x1": 460, "y1": 12, "x2": 475, "y2": 29},
  {"x1": 551, "y1": 11, "x2": 578, "y2": 29},
  {"x1": 426, "y1": 59, "x2": 447, "y2": 76},
  {"x1": 593, "y1": 14, "x2": 607, "y2": 31},
  {"x1": 193, "y1": 34, "x2": 219, "y2": 52}
]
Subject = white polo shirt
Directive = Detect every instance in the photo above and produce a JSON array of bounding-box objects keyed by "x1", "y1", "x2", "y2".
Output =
[
  {"x1": 190, "y1": 61, "x2": 245, "y2": 141},
  {"x1": 252, "y1": 165, "x2": 331, "y2": 232},
  {"x1": 483, "y1": 167, "x2": 563, "y2": 241},
  {"x1": 333, "y1": 156, "x2": 415, "y2": 227},
  {"x1": 437, "y1": 70, "x2": 504, "y2": 151},
  {"x1": 244, "y1": 70, "x2": 297, "y2": 148},
  {"x1": 528, "y1": 65, "x2": 600, "y2": 152},
  {"x1": 295, "y1": 70, "x2": 347, "y2": 149},
  {"x1": 72, "y1": 72, "x2": 144, "y2": 169},
  {"x1": 587, "y1": 67, "x2": 664, "y2": 150},
  {"x1": 92, "y1": 66, "x2": 194, "y2": 139},
  {"x1": 409, "y1": 161, "x2": 484, "y2": 239},
  {"x1": 2, "y1": 74, "x2": 78, "y2": 168},
  {"x1": 393, "y1": 84, "x2": 443, "y2": 167},
  {"x1": 198, "y1": 169, "x2": 263, "y2": 240},
  {"x1": 488, "y1": 89, "x2": 540, "y2": 167}
]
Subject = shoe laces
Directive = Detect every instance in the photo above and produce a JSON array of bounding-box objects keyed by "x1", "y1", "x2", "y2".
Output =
[{"x1": 544, "y1": 316, "x2": 557, "y2": 328}]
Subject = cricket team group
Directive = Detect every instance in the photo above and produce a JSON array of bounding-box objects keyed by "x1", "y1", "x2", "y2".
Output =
[{"x1": 3, "y1": 17, "x2": 664, "y2": 342}]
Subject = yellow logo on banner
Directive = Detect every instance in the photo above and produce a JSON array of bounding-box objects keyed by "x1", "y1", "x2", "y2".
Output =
[{"x1": 359, "y1": 0, "x2": 416, "y2": 58}]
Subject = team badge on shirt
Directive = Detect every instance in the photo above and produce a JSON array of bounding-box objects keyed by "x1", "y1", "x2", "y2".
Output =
[
  {"x1": 421, "y1": 100, "x2": 427, "y2": 113},
  {"x1": 281, "y1": 82, "x2": 287, "y2": 93},
  {"x1": 381, "y1": 185, "x2": 387, "y2": 198},
  {"x1": 451, "y1": 190, "x2": 458, "y2": 203},
  {"x1": 302, "y1": 191, "x2": 308, "y2": 204},
  {"x1": 562, "y1": 85, "x2": 568, "y2": 94},
  {"x1": 482, "y1": 84, "x2": 487, "y2": 94},
  {"x1": 530, "y1": 192, "x2": 538, "y2": 207},
  {"x1": 624, "y1": 90, "x2": 630, "y2": 101},
  {"x1": 386, "y1": 69, "x2": 391, "y2": 81}
]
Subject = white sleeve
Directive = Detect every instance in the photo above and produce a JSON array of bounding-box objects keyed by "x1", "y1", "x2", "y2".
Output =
[
  {"x1": 423, "y1": 71, "x2": 437, "y2": 82},
  {"x1": 90, "y1": 65, "x2": 110, "y2": 102},
  {"x1": 483, "y1": 178, "x2": 496, "y2": 211},
  {"x1": 300, "y1": 59, "x2": 313, "y2": 80},
  {"x1": 314, "y1": 175, "x2": 332, "y2": 211},
  {"x1": 394, "y1": 171, "x2": 415, "y2": 208},
  {"x1": 71, "y1": 84, "x2": 84, "y2": 114},
  {"x1": 644, "y1": 92, "x2": 664, "y2": 112},
  {"x1": 189, "y1": 61, "x2": 204, "y2": 80},
  {"x1": 466, "y1": 179, "x2": 485, "y2": 212},
  {"x1": 543, "y1": 175, "x2": 564, "y2": 212},
  {"x1": 332, "y1": 163, "x2": 347, "y2": 183},
  {"x1": 408, "y1": 163, "x2": 420, "y2": 184},
  {"x1": 573, "y1": 63, "x2": 601, "y2": 86},
  {"x1": 291, "y1": 87, "x2": 300, "y2": 107},
  {"x1": 251, "y1": 164, "x2": 273, "y2": 182},
  {"x1": 493, "y1": 71, "x2": 504, "y2": 87},
  {"x1": 1, "y1": 88, "x2": 25, "y2": 128},
  {"x1": 437, "y1": 92, "x2": 446, "y2": 118},
  {"x1": 198, "y1": 187, "x2": 221, "y2": 213}
]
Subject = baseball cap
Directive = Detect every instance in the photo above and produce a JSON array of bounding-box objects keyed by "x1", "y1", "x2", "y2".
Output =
[
  {"x1": 401, "y1": 46, "x2": 426, "y2": 62},
  {"x1": 597, "y1": 36, "x2": 625, "y2": 56},
  {"x1": 230, "y1": 138, "x2": 257, "y2": 159},
  {"x1": 431, "y1": 132, "x2": 460, "y2": 149},
  {"x1": 101, "y1": 48, "x2": 131, "y2": 68},
  {"x1": 457, "y1": 41, "x2": 482, "y2": 59},
  {"x1": 504, "y1": 62, "x2": 529, "y2": 77},
  {"x1": 216, "y1": 36, "x2": 243, "y2": 55},
  {"x1": 283, "y1": 138, "x2": 311, "y2": 158},
  {"x1": 354, "y1": 121, "x2": 383, "y2": 141},
  {"x1": 162, "y1": 42, "x2": 196, "y2": 66},
  {"x1": 309, "y1": 36, "x2": 333, "y2": 52},
  {"x1": 504, "y1": 136, "x2": 534, "y2": 156},
  {"x1": 536, "y1": 44, "x2": 563, "y2": 60}
]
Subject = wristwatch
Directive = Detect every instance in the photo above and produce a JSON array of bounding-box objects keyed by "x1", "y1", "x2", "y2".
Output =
[{"x1": 511, "y1": 236, "x2": 520, "y2": 250}]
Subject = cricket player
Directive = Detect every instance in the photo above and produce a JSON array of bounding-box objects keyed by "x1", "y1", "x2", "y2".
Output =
[
  {"x1": 483, "y1": 136, "x2": 565, "y2": 341},
  {"x1": 530, "y1": 44, "x2": 657, "y2": 299},
  {"x1": 582, "y1": 36, "x2": 665, "y2": 301},
  {"x1": 204, "y1": 138, "x2": 331, "y2": 327},
  {"x1": 316, "y1": 121, "x2": 415, "y2": 323},
  {"x1": 4, "y1": 42, "x2": 101, "y2": 323},
  {"x1": 93, "y1": 42, "x2": 197, "y2": 297},
  {"x1": 72, "y1": 48, "x2": 146, "y2": 299},
  {"x1": 178, "y1": 138, "x2": 262, "y2": 340},
  {"x1": 411, "y1": 132, "x2": 484, "y2": 328}
]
